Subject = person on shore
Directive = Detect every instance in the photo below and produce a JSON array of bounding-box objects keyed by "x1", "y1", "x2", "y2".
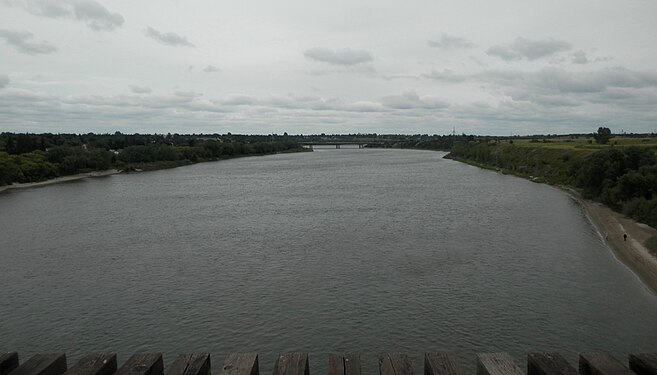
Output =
[{"x1": 624, "y1": 233, "x2": 627, "y2": 241}]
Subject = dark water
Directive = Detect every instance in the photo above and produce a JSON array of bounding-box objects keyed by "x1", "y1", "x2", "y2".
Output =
[{"x1": 1, "y1": 149, "x2": 656, "y2": 373}]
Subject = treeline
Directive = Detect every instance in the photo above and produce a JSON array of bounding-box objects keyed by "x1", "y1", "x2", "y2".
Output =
[
  {"x1": 0, "y1": 132, "x2": 305, "y2": 186},
  {"x1": 386, "y1": 134, "x2": 476, "y2": 150},
  {"x1": 447, "y1": 142, "x2": 657, "y2": 228}
]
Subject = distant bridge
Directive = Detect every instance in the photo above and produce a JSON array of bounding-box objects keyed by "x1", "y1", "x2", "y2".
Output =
[{"x1": 299, "y1": 141, "x2": 385, "y2": 149}]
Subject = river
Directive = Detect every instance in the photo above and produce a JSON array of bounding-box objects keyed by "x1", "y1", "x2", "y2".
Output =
[{"x1": 1, "y1": 148, "x2": 656, "y2": 373}]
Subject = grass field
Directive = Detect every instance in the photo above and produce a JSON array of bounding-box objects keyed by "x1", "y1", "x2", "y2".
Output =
[{"x1": 502, "y1": 135, "x2": 657, "y2": 154}]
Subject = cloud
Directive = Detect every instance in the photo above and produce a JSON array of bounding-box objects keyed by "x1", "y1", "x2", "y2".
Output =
[
  {"x1": 346, "y1": 101, "x2": 387, "y2": 112},
  {"x1": 0, "y1": 74, "x2": 9, "y2": 88},
  {"x1": 0, "y1": 29, "x2": 57, "y2": 54},
  {"x1": 221, "y1": 95, "x2": 258, "y2": 106},
  {"x1": 422, "y1": 69, "x2": 467, "y2": 82},
  {"x1": 174, "y1": 90, "x2": 202, "y2": 98},
  {"x1": 304, "y1": 47, "x2": 373, "y2": 66},
  {"x1": 72, "y1": 0, "x2": 124, "y2": 31},
  {"x1": 470, "y1": 66, "x2": 657, "y2": 115},
  {"x1": 381, "y1": 91, "x2": 450, "y2": 109},
  {"x1": 145, "y1": 27, "x2": 194, "y2": 47},
  {"x1": 129, "y1": 85, "x2": 152, "y2": 94},
  {"x1": 3, "y1": 0, "x2": 124, "y2": 31},
  {"x1": 483, "y1": 66, "x2": 657, "y2": 94},
  {"x1": 427, "y1": 33, "x2": 474, "y2": 49},
  {"x1": 486, "y1": 37, "x2": 571, "y2": 61},
  {"x1": 203, "y1": 65, "x2": 220, "y2": 73},
  {"x1": 571, "y1": 50, "x2": 589, "y2": 64}
]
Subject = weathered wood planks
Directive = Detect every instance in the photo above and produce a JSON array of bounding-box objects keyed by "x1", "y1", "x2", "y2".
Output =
[
  {"x1": 579, "y1": 353, "x2": 633, "y2": 375},
  {"x1": 0, "y1": 353, "x2": 19, "y2": 375},
  {"x1": 5, "y1": 350, "x2": 657, "y2": 375},
  {"x1": 220, "y1": 353, "x2": 258, "y2": 375},
  {"x1": 7, "y1": 353, "x2": 67, "y2": 375},
  {"x1": 63, "y1": 354, "x2": 116, "y2": 375},
  {"x1": 629, "y1": 353, "x2": 657, "y2": 375},
  {"x1": 272, "y1": 353, "x2": 308, "y2": 375},
  {"x1": 115, "y1": 353, "x2": 163, "y2": 375},
  {"x1": 165, "y1": 354, "x2": 210, "y2": 375},
  {"x1": 424, "y1": 353, "x2": 462, "y2": 375},
  {"x1": 526, "y1": 353, "x2": 576, "y2": 375},
  {"x1": 328, "y1": 354, "x2": 360, "y2": 375},
  {"x1": 379, "y1": 353, "x2": 413, "y2": 375},
  {"x1": 476, "y1": 353, "x2": 523, "y2": 375}
]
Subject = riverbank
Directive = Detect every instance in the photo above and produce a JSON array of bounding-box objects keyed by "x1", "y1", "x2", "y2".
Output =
[
  {"x1": 0, "y1": 169, "x2": 121, "y2": 193},
  {"x1": 574, "y1": 192, "x2": 657, "y2": 294}
]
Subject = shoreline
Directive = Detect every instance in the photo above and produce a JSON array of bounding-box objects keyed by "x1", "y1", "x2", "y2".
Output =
[
  {"x1": 568, "y1": 190, "x2": 657, "y2": 295},
  {"x1": 0, "y1": 169, "x2": 121, "y2": 193},
  {"x1": 0, "y1": 148, "x2": 312, "y2": 194}
]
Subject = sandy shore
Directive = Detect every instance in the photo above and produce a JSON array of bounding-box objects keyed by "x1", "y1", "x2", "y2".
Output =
[
  {"x1": 0, "y1": 169, "x2": 121, "y2": 193},
  {"x1": 564, "y1": 189, "x2": 657, "y2": 294}
]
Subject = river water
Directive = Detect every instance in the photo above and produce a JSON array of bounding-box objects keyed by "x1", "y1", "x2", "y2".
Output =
[{"x1": 1, "y1": 148, "x2": 656, "y2": 373}]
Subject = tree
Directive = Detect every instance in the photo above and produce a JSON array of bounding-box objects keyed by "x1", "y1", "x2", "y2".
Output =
[{"x1": 594, "y1": 127, "x2": 612, "y2": 144}]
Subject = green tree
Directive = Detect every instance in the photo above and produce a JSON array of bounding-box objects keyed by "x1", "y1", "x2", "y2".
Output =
[{"x1": 594, "y1": 127, "x2": 612, "y2": 144}]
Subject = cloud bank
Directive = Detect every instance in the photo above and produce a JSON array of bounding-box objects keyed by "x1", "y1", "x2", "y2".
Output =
[{"x1": 0, "y1": 74, "x2": 9, "y2": 88}]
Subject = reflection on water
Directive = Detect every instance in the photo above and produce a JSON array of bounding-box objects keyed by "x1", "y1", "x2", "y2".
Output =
[{"x1": 1, "y1": 149, "x2": 656, "y2": 373}]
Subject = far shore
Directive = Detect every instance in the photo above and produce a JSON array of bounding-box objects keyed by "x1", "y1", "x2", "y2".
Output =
[{"x1": 0, "y1": 169, "x2": 121, "y2": 194}]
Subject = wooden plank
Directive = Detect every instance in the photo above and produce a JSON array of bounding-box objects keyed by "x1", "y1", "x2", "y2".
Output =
[
  {"x1": 379, "y1": 353, "x2": 413, "y2": 375},
  {"x1": 579, "y1": 353, "x2": 633, "y2": 375},
  {"x1": 165, "y1": 354, "x2": 210, "y2": 375},
  {"x1": 526, "y1": 353, "x2": 576, "y2": 375},
  {"x1": 1, "y1": 353, "x2": 19, "y2": 375},
  {"x1": 115, "y1": 353, "x2": 163, "y2": 375},
  {"x1": 220, "y1": 353, "x2": 258, "y2": 375},
  {"x1": 629, "y1": 353, "x2": 657, "y2": 375},
  {"x1": 64, "y1": 354, "x2": 116, "y2": 375},
  {"x1": 328, "y1": 354, "x2": 360, "y2": 375},
  {"x1": 8, "y1": 353, "x2": 66, "y2": 375},
  {"x1": 272, "y1": 353, "x2": 308, "y2": 375},
  {"x1": 424, "y1": 353, "x2": 462, "y2": 375},
  {"x1": 476, "y1": 353, "x2": 523, "y2": 375}
]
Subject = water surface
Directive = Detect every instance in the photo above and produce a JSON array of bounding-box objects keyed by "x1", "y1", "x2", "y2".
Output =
[{"x1": 1, "y1": 149, "x2": 656, "y2": 372}]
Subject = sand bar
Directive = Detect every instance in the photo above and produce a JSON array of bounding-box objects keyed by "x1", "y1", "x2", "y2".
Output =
[{"x1": 0, "y1": 169, "x2": 121, "y2": 194}]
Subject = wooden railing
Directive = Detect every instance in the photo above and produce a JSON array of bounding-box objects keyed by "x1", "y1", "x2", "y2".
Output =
[{"x1": 2, "y1": 351, "x2": 656, "y2": 375}]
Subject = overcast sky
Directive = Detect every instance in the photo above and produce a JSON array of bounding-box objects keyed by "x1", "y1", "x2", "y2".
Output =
[{"x1": 1, "y1": 0, "x2": 656, "y2": 135}]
